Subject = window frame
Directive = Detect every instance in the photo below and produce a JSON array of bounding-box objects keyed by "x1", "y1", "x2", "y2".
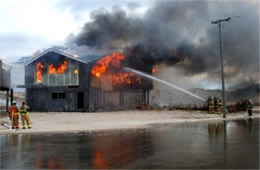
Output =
[{"x1": 51, "y1": 92, "x2": 66, "y2": 100}]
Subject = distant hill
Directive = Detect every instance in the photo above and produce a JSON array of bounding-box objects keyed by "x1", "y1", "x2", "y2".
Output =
[
  {"x1": 191, "y1": 83, "x2": 260, "y2": 105},
  {"x1": 228, "y1": 83, "x2": 259, "y2": 104},
  {"x1": 150, "y1": 83, "x2": 259, "y2": 108}
]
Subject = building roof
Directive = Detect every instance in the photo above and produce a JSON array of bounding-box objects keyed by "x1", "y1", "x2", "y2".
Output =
[
  {"x1": 25, "y1": 48, "x2": 88, "y2": 66},
  {"x1": 79, "y1": 54, "x2": 102, "y2": 63}
]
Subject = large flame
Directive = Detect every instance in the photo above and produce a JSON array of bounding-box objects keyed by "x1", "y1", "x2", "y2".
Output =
[
  {"x1": 36, "y1": 62, "x2": 43, "y2": 83},
  {"x1": 91, "y1": 52, "x2": 125, "y2": 77},
  {"x1": 57, "y1": 60, "x2": 68, "y2": 74},
  {"x1": 48, "y1": 65, "x2": 56, "y2": 74},
  {"x1": 91, "y1": 52, "x2": 143, "y2": 86},
  {"x1": 48, "y1": 61, "x2": 68, "y2": 75},
  {"x1": 112, "y1": 73, "x2": 141, "y2": 85}
]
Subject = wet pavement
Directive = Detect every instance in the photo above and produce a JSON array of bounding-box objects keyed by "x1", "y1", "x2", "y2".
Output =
[{"x1": 1, "y1": 118, "x2": 259, "y2": 169}]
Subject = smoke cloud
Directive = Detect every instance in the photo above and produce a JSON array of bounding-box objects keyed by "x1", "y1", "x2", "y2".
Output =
[{"x1": 66, "y1": 0, "x2": 259, "y2": 89}]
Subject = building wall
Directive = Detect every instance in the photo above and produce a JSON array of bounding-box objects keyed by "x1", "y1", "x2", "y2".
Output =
[
  {"x1": 26, "y1": 87, "x2": 89, "y2": 112},
  {"x1": 26, "y1": 88, "x2": 49, "y2": 111},
  {"x1": 88, "y1": 88, "x2": 147, "y2": 111},
  {"x1": 78, "y1": 62, "x2": 89, "y2": 88},
  {"x1": 25, "y1": 55, "x2": 90, "y2": 112},
  {"x1": 0, "y1": 60, "x2": 11, "y2": 90},
  {"x1": 25, "y1": 64, "x2": 34, "y2": 86}
]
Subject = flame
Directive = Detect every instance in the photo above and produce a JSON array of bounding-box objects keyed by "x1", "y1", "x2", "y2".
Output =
[
  {"x1": 91, "y1": 52, "x2": 125, "y2": 77},
  {"x1": 57, "y1": 61, "x2": 68, "y2": 74},
  {"x1": 152, "y1": 66, "x2": 159, "y2": 73},
  {"x1": 36, "y1": 62, "x2": 43, "y2": 83},
  {"x1": 48, "y1": 61, "x2": 68, "y2": 75},
  {"x1": 48, "y1": 65, "x2": 56, "y2": 74},
  {"x1": 91, "y1": 52, "x2": 142, "y2": 86},
  {"x1": 112, "y1": 73, "x2": 141, "y2": 85},
  {"x1": 95, "y1": 72, "x2": 101, "y2": 77}
]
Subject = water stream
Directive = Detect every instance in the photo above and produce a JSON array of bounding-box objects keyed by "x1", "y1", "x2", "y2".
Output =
[{"x1": 124, "y1": 67, "x2": 206, "y2": 101}]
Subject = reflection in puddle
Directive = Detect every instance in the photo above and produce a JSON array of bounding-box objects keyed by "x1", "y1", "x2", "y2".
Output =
[{"x1": 0, "y1": 118, "x2": 259, "y2": 169}]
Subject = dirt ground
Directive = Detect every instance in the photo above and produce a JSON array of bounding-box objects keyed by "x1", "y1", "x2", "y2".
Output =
[{"x1": 0, "y1": 107, "x2": 259, "y2": 134}]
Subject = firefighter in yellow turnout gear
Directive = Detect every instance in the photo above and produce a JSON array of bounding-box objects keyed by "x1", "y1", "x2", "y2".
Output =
[
  {"x1": 216, "y1": 98, "x2": 223, "y2": 114},
  {"x1": 207, "y1": 96, "x2": 214, "y2": 114},
  {"x1": 20, "y1": 101, "x2": 31, "y2": 129}
]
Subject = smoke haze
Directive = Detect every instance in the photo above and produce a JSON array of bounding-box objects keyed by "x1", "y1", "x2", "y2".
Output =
[{"x1": 66, "y1": 0, "x2": 259, "y2": 89}]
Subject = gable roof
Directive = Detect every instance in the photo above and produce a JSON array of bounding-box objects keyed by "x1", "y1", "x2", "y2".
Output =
[
  {"x1": 25, "y1": 48, "x2": 88, "y2": 66},
  {"x1": 80, "y1": 54, "x2": 102, "y2": 63}
]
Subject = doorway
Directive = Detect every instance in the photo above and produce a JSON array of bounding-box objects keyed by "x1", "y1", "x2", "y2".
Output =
[{"x1": 77, "y1": 92, "x2": 84, "y2": 109}]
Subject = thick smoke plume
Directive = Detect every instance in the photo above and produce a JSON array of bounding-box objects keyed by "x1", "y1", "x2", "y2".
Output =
[{"x1": 67, "y1": 0, "x2": 259, "y2": 89}]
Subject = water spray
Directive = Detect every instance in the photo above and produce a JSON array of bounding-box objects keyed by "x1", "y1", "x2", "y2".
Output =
[{"x1": 124, "y1": 67, "x2": 206, "y2": 102}]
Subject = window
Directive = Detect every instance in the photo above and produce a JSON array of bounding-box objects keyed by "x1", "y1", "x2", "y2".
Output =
[
  {"x1": 35, "y1": 58, "x2": 79, "y2": 86},
  {"x1": 52, "y1": 92, "x2": 66, "y2": 100},
  {"x1": 52, "y1": 93, "x2": 58, "y2": 99},
  {"x1": 59, "y1": 93, "x2": 66, "y2": 99}
]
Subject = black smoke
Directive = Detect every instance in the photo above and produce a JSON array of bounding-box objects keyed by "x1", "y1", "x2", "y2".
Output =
[{"x1": 68, "y1": 0, "x2": 259, "y2": 88}]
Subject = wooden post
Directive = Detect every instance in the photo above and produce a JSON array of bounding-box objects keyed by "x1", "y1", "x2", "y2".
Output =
[
  {"x1": 10, "y1": 88, "x2": 13, "y2": 104},
  {"x1": 6, "y1": 90, "x2": 9, "y2": 112}
]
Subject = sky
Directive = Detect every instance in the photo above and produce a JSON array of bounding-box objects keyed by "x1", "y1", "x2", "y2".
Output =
[
  {"x1": 0, "y1": 0, "x2": 149, "y2": 62},
  {"x1": 0, "y1": 0, "x2": 258, "y2": 91}
]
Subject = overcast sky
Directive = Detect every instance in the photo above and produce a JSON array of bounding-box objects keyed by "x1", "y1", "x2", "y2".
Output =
[{"x1": 0, "y1": 0, "x2": 150, "y2": 62}]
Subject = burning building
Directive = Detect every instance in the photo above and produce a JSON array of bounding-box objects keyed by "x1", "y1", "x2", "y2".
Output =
[{"x1": 25, "y1": 48, "x2": 152, "y2": 112}]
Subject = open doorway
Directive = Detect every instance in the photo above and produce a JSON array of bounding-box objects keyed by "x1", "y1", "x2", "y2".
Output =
[{"x1": 77, "y1": 92, "x2": 84, "y2": 109}]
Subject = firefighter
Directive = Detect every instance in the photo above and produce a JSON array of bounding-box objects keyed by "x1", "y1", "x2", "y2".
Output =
[
  {"x1": 20, "y1": 101, "x2": 31, "y2": 129},
  {"x1": 247, "y1": 100, "x2": 253, "y2": 116},
  {"x1": 217, "y1": 98, "x2": 223, "y2": 114},
  {"x1": 8, "y1": 101, "x2": 20, "y2": 129},
  {"x1": 207, "y1": 96, "x2": 214, "y2": 114},
  {"x1": 214, "y1": 97, "x2": 218, "y2": 114}
]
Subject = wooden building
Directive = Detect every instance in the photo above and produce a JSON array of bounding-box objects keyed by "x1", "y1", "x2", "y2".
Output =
[{"x1": 25, "y1": 48, "x2": 151, "y2": 112}]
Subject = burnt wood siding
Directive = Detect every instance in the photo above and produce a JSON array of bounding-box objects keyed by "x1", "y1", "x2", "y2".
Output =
[{"x1": 78, "y1": 63, "x2": 89, "y2": 88}]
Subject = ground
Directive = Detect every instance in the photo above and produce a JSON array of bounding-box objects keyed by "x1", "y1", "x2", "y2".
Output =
[{"x1": 0, "y1": 107, "x2": 259, "y2": 134}]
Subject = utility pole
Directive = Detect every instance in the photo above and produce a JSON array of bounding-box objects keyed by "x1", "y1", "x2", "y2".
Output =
[{"x1": 211, "y1": 17, "x2": 231, "y2": 118}]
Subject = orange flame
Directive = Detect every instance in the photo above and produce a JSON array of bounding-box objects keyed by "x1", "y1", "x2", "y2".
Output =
[
  {"x1": 152, "y1": 66, "x2": 159, "y2": 73},
  {"x1": 91, "y1": 52, "x2": 142, "y2": 85},
  {"x1": 36, "y1": 62, "x2": 43, "y2": 83},
  {"x1": 112, "y1": 72, "x2": 141, "y2": 85},
  {"x1": 48, "y1": 61, "x2": 68, "y2": 75},
  {"x1": 91, "y1": 52, "x2": 125, "y2": 77},
  {"x1": 48, "y1": 65, "x2": 56, "y2": 74},
  {"x1": 57, "y1": 61, "x2": 68, "y2": 74}
]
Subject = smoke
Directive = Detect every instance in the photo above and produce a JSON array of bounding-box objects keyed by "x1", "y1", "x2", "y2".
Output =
[{"x1": 66, "y1": 0, "x2": 259, "y2": 89}]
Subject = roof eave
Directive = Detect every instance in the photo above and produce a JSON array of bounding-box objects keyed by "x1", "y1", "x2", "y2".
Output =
[{"x1": 25, "y1": 48, "x2": 88, "y2": 66}]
